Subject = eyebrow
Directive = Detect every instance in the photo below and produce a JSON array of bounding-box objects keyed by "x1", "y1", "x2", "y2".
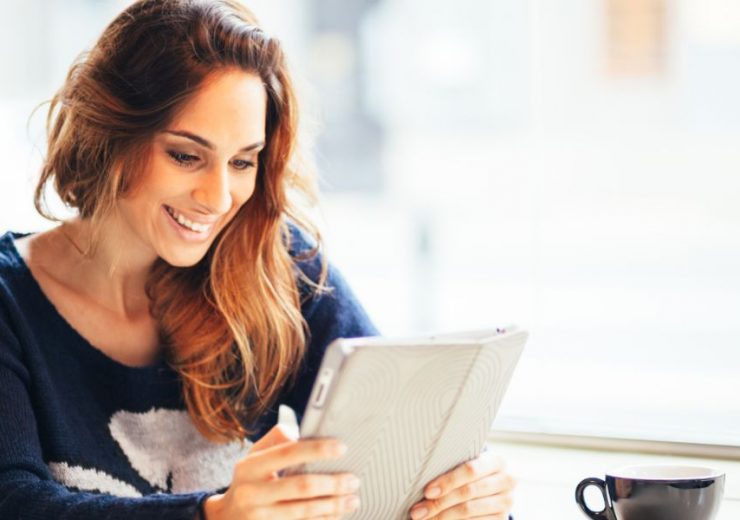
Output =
[{"x1": 164, "y1": 130, "x2": 265, "y2": 153}]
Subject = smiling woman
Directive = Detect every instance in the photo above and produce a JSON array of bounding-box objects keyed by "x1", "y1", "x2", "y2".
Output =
[
  {"x1": 0, "y1": 1, "x2": 519, "y2": 520},
  {"x1": 117, "y1": 70, "x2": 267, "y2": 266},
  {"x1": 0, "y1": 0, "x2": 384, "y2": 519},
  {"x1": 26, "y1": 1, "x2": 313, "y2": 443}
]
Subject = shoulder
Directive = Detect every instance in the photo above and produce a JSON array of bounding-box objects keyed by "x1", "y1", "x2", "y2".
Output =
[
  {"x1": 0, "y1": 231, "x2": 29, "y2": 271},
  {"x1": 284, "y1": 221, "x2": 379, "y2": 338},
  {"x1": 0, "y1": 231, "x2": 34, "y2": 305},
  {"x1": 285, "y1": 221, "x2": 322, "y2": 283},
  {"x1": 0, "y1": 230, "x2": 51, "y2": 313},
  {"x1": 259, "y1": 222, "x2": 379, "y2": 423},
  {"x1": 0, "y1": 232, "x2": 32, "y2": 364}
]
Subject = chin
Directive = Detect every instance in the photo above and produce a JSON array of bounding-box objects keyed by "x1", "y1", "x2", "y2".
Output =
[{"x1": 159, "y1": 245, "x2": 210, "y2": 268}]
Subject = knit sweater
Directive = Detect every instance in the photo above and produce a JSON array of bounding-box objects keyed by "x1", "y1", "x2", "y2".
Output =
[{"x1": 0, "y1": 229, "x2": 378, "y2": 519}]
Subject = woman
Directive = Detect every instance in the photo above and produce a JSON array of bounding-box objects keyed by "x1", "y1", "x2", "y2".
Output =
[{"x1": 0, "y1": 1, "x2": 516, "y2": 519}]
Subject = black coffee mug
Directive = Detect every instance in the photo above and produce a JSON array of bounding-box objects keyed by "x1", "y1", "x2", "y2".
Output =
[{"x1": 575, "y1": 464, "x2": 725, "y2": 520}]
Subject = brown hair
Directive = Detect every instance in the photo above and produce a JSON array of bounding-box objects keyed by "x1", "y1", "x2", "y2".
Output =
[{"x1": 34, "y1": 0, "x2": 325, "y2": 442}]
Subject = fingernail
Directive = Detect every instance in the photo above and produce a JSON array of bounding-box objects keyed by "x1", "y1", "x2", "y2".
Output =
[
  {"x1": 411, "y1": 506, "x2": 428, "y2": 519},
  {"x1": 345, "y1": 496, "x2": 360, "y2": 510},
  {"x1": 333, "y1": 443, "x2": 348, "y2": 456},
  {"x1": 346, "y1": 476, "x2": 361, "y2": 491},
  {"x1": 425, "y1": 486, "x2": 441, "y2": 498}
]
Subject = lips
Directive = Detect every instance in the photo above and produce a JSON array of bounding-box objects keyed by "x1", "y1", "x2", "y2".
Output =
[
  {"x1": 162, "y1": 205, "x2": 218, "y2": 243},
  {"x1": 163, "y1": 205, "x2": 217, "y2": 233}
]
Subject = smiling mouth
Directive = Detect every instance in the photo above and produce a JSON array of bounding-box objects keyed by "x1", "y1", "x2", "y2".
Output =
[{"x1": 163, "y1": 205, "x2": 216, "y2": 234}]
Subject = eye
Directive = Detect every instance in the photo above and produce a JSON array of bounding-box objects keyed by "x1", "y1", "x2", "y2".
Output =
[
  {"x1": 231, "y1": 159, "x2": 257, "y2": 171},
  {"x1": 167, "y1": 150, "x2": 200, "y2": 167}
]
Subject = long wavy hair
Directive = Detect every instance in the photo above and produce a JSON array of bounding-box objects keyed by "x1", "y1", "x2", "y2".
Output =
[{"x1": 34, "y1": 0, "x2": 326, "y2": 442}]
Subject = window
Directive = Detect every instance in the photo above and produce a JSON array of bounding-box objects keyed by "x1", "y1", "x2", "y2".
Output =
[
  {"x1": 3, "y1": 0, "x2": 738, "y2": 448},
  {"x1": 313, "y1": 0, "x2": 740, "y2": 448}
]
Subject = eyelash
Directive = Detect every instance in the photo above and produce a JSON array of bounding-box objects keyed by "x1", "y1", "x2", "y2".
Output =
[
  {"x1": 166, "y1": 150, "x2": 256, "y2": 171},
  {"x1": 167, "y1": 151, "x2": 198, "y2": 167},
  {"x1": 232, "y1": 159, "x2": 257, "y2": 171}
]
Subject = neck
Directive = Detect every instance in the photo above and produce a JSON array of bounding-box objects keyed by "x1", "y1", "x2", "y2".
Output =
[{"x1": 59, "y1": 215, "x2": 156, "y2": 321}]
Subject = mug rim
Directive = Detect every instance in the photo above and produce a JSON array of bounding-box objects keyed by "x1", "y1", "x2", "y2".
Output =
[{"x1": 607, "y1": 463, "x2": 724, "y2": 481}]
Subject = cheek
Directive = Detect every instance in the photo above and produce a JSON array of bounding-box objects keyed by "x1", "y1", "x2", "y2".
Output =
[
  {"x1": 124, "y1": 161, "x2": 176, "y2": 210},
  {"x1": 221, "y1": 175, "x2": 258, "y2": 225},
  {"x1": 117, "y1": 190, "x2": 157, "y2": 225},
  {"x1": 234, "y1": 173, "x2": 259, "y2": 206}
]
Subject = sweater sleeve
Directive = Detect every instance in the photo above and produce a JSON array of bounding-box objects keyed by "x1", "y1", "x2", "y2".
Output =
[{"x1": 0, "y1": 314, "x2": 210, "y2": 520}]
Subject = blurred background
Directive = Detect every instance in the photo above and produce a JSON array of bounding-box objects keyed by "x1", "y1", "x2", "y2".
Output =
[{"x1": 1, "y1": 0, "x2": 739, "y2": 448}]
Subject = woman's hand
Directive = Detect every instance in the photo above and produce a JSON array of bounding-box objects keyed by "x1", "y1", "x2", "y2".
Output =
[
  {"x1": 203, "y1": 425, "x2": 360, "y2": 520},
  {"x1": 408, "y1": 451, "x2": 515, "y2": 520}
]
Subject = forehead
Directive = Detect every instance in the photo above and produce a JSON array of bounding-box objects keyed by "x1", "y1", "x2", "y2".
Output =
[{"x1": 168, "y1": 69, "x2": 267, "y2": 144}]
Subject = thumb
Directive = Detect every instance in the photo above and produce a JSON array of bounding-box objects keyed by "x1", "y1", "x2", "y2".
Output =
[
  {"x1": 250, "y1": 424, "x2": 295, "y2": 453},
  {"x1": 249, "y1": 405, "x2": 300, "y2": 453}
]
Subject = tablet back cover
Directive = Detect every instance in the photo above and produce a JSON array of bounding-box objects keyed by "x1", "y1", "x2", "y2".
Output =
[{"x1": 294, "y1": 329, "x2": 527, "y2": 519}]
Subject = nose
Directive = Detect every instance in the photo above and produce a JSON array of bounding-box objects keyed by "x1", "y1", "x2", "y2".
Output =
[{"x1": 193, "y1": 163, "x2": 232, "y2": 214}]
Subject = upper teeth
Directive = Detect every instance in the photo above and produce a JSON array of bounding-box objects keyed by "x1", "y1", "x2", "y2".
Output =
[{"x1": 167, "y1": 206, "x2": 212, "y2": 233}]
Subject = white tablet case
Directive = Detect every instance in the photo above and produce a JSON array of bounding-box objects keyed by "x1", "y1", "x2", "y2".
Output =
[{"x1": 289, "y1": 327, "x2": 527, "y2": 520}]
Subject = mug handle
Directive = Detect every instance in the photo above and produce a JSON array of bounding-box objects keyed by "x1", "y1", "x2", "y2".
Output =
[{"x1": 575, "y1": 477, "x2": 615, "y2": 520}]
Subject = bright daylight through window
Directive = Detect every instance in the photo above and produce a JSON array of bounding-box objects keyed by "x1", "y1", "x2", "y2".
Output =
[{"x1": 1, "y1": 0, "x2": 738, "y2": 449}]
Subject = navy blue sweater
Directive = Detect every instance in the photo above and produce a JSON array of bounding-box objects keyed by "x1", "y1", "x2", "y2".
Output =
[{"x1": 0, "y1": 229, "x2": 378, "y2": 519}]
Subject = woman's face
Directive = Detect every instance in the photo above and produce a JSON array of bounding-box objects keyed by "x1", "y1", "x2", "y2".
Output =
[{"x1": 117, "y1": 69, "x2": 267, "y2": 267}]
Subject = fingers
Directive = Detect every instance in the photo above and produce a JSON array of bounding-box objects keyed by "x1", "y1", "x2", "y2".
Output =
[
  {"x1": 235, "y1": 473, "x2": 360, "y2": 506},
  {"x1": 249, "y1": 424, "x2": 298, "y2": 453},
  {"x1": 410, "y1": 454, "x2": 517, "y2": 520},
  {"x1": 220, "y1": 434, "x2": 361, "y2": 519},
  {"x1": 422, "y1": 452, "x2": 506, "y2": 501},
  {"x1": 411, "y1": 471, "x2": 515, "y2": 519},
  {"x1": 428, "y1": 494, "x2": 511, "y2": 519},
  {"x1": 235, "y1": 438, "x2": 347, "y2": 481},
  {"x1": 251, "y1": 494, "x2": 360, "y2": 518},
  {"x1": 432, "y1": 514, "x2": 508, "y2": 520}
]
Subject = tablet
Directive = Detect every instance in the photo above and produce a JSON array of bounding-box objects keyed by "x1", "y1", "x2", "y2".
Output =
[{"x1": 286, "y1": 326, "x2": 528, "y2": 519}]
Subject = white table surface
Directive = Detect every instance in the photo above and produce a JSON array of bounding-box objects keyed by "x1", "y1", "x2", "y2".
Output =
[{"x1": 490, "y1": 439, "x2": 739, "y2": 520}]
